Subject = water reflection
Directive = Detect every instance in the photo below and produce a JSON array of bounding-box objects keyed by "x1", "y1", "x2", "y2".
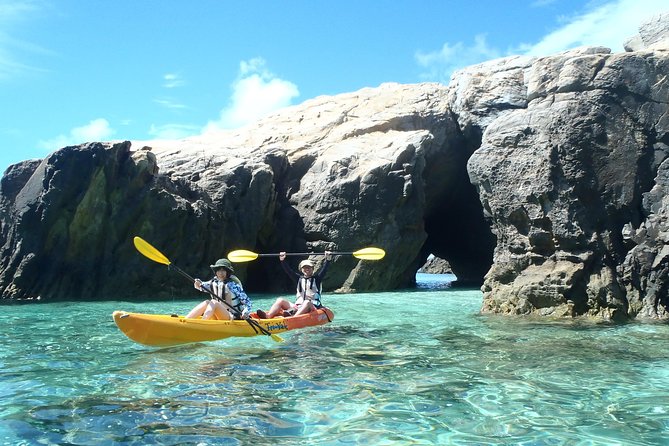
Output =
[{"x1": 415, "y1": 272, "x2": 457, "y2": 290}]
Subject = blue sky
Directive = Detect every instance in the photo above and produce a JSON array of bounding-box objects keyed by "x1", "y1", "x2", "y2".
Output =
[{"x1": 0, "y1": 0, "x2": 667, "y2": 174}]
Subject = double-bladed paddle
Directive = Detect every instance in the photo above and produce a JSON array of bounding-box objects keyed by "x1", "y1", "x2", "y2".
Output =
[
  {"x1": 227, "y1": 247, "x2": 386, "y2": 263},
  {"x1": 133, "y1": 236, "x2": 284, "y2": 342}
]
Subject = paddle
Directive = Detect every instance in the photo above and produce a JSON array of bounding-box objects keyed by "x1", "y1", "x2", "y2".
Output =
[
  {"x1": 228, "y1": 247, "x2": 386, "y2": 263},
  {"x1": 133, "y1": 236, "x2": 284, "y2": 342}
]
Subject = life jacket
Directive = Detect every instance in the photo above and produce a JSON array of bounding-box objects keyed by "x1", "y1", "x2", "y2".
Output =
[
  {"x1": 204, "y1": 277, "x2": 248, "y2": 318},
  {"x1": 296, "y1": 276, "x2": 322, "y2": 308},
  {"x1": 207, "y1": 278, "x2": 227, "y2": 300}
]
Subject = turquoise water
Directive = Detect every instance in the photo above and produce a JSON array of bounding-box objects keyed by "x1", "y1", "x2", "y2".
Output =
[{"x1": 1, "y1": 274, "x2": 668, "y2": 445}]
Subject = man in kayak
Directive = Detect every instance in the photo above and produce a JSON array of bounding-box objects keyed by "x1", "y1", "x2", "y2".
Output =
[
  {"x1": 186, "y1": 258, "x2": 252, "y2": 320},
  {"x1": 256, "y1": 251, "x2": 332, "y2": 318}
]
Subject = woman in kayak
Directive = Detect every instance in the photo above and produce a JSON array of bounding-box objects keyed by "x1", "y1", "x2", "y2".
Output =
[
  {"x1": 186, "y1": 258, "x2": 252, "y2": 320},
  {"x1": 256, "y1": 251, "x2": 332, "y2": 318}
]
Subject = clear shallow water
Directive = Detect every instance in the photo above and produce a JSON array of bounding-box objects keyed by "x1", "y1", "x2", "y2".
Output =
[{"x1": 1, "y1": 275, "x2": 668, "y2": 445}]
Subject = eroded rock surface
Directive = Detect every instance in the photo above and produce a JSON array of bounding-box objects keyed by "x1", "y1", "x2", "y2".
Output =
[
  {"x1": 1, "y1": 84, "x2": 489, "y2": 299},
  {"x1": 466, "y1": 46, "x2": 669, "y2": 320},
  {"x1": 1, "y1": 15, "x2": 667, "y2": 322}
]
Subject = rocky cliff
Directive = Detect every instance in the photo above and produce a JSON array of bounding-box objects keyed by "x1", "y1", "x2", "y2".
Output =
[
  {"x1": 1, "y1": 14, "x2": 667, "y2": 320},
  {"x1": 466, "y1": 14, "x2": 669, "y2": 320},
  {"x1": 0, "y1": 84, "x2": 490, "y2": 300}
]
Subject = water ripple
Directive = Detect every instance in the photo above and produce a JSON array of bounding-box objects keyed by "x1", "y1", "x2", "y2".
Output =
[{"x1": 2, "y1": 294, "x2": 669, "y2": 445}]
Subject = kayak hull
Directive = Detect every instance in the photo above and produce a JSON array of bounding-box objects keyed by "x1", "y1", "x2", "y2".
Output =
[{"x1": 112, "y1": 308, "x2": 334, "y2": 347}]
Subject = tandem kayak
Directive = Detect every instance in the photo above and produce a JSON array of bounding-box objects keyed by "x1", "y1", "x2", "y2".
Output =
[{"x1": 112, "y1": 308, "x2": 334, "y2": 347}]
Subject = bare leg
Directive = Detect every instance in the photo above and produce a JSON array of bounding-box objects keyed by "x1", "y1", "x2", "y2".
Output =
[
  {"x1": 294, "y1": 301, "x2": 315, "y2": 316},
  {"x1": 203, "y1": 301, "x2": 232, "y2": 320},
  {"x1": 266, "y1": 298, "x2": 293, "y2": 318},
  {"x1": 186, "y1": 300, "x2": 210, "y2": 318}
]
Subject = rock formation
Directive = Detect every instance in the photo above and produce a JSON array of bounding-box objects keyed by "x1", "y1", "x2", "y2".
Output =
[
  {"x1": 0, "y1": 84, "x2": 491, "y2": 300},
  {"x1": 0, "y1": 13, "x2": 667, "y2": 321},
  {"x1": 418, "y1": 255, "x2": 452, "y2": 274},
  {"x1": 466, "y1": 13, "x2": 669, "y2": 320}
]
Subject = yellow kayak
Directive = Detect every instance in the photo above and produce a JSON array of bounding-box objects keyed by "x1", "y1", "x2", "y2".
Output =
[{"x1": 112, "y1": 308, "x2": 334, "y2": 347}]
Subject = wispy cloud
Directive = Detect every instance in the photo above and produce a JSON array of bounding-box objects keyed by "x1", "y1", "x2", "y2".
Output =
[
  {"x1": 0, "y1": 0, "x2": 50, "y2": 81},
  {"x1": 0, "y1": 46, "x2": 34, "y2": 80},
  {"x1": 530, "y1": 0, "x2": 558, "y2": 7},
  {"x1": 204, "y1": 57, "x2": 299, "y2": 131},
  {"x1": 416, "y1": 0, "x2": 668, "y2": 82},
  {"x1": 154, "y1": 74, "x2": 188, "y2": 109},
  {"x1": 38, "y1": 118, "x2": 115, "y2": 151},
  {"x1": 415, "y1": 34, "x2": 501, "y2": 83},
  {"x1": 153, "y1": 98, "x2": 187, "y2": 110},
  {"x1": 163, "y1": 73, "x2": 185, "y2": 88},
  {"x1": 0, "y1": 0, "x2": 39, "y2": 23}
]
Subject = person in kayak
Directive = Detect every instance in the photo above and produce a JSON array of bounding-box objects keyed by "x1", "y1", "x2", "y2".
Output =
[
  {"x1": 256, "y1": 251, "x2": 332, "y2": 318},
  {"x1": 186, "y1": 258, "x2": 252, "y2": 320}
]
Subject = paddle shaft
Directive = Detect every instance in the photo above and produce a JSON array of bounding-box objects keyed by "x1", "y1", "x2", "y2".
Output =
[
  {"x1": 227, "y1": 246, "x2": 384, "y2": 263},
  {"x1": 257, "y1": 252, "x2": 349, "y2": 257}
]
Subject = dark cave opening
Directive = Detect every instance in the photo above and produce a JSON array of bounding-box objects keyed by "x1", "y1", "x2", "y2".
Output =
[
  {"x1": 242, "y1": 139, "x2": 497, "y2": 293},
  {"x1": 421, "y1": 175, "x2": 496, "y2": 287}
]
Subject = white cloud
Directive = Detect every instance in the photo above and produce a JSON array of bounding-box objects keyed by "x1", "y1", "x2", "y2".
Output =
[
  {"x1": 204, "y1": 57, "x2": 299, "y2": 131},
  {"x1": 519, "y1": 0, "x2": 669, "y2": 56},
  {"x1": 416, "y1": 0, "x2": 668, "y2": 82},
  {"x1": 38, "y1": 118, "x2": 115, "y2": 150}
]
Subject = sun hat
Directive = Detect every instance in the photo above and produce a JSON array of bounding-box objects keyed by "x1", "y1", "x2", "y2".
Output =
[
  {"x1": 210, "y1": 258, "x2": 235, "y2": 273},
  {"x1": 299, "y1": 259, "x2": 314, "y2": 269}
]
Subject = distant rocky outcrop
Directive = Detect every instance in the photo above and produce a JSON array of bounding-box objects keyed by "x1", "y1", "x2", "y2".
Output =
[
  {"x1": 1, "y1": 14, "x2": 667, "y2": 321},
  {"x1": 418, "y1": 255, "x2": 452, "y2": 274}
]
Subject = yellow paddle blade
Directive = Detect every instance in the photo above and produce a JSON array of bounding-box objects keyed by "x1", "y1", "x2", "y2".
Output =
[
  {"x1": 227, "y1": 249, "x2": 260, "y2": 263},
  {"x1": 352, "y1": 247, "x2": 385, "y2": 260},
  {"x1": 270, "y1": 333, "x2": 285, "y2": 342},
  {"x1": 133, "y1": 236, "x2": 171, "y2": 266}
]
